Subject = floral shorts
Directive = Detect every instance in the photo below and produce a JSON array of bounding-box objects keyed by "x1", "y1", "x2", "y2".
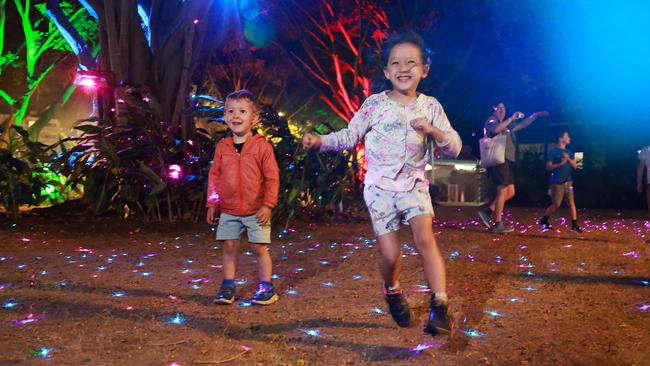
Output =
[{"x1": 363, "y1": 182, "x2": 434, "y2": 237}]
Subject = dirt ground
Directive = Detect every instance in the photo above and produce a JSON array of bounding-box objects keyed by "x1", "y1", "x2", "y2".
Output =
[{"x1": 0, "y1": 207, "x2": 648, "y2": 366}]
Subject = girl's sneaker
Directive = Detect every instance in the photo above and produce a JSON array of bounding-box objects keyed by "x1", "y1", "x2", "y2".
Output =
[
  {"x1": 214, "y1": 286, "x2": 236, "y2": 305},
  {"x1": 424, "y1": 301, "x2": 453, "y2": 336},
  {"x1": 384, "y1": 289, "x2": 412, "y2": 327},
  {"x1": 251, "y1": 283, "x2": 279, "y2": 305}
]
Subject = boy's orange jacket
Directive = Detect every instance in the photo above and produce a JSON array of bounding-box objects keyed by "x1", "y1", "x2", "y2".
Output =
[{"x1": 206, "y1": 134, "x2": 280, "y2": 216}]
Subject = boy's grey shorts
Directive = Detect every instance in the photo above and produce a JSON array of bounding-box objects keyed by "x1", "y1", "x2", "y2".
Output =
[{"x1": 216, "y1": 213, "x2": 271, "y2": 244}]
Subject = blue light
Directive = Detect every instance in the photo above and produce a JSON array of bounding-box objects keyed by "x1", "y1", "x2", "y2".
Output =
[
  {"x1": 140, "y1": 272, "x2": 152, "y2": 277},
  {"x1": 271, "y1": 274, "x2": 281, "y2": 279},
  {"x1": 96, "y1": 266, "x2": 106, "y2": 271},
  {"x1": 32, "y1": 347, "x2": 52, "y2": 358},
  {"x1": 286, "y1": 289, "x2": 298, "y2": 295},
  {"x1": 352, "y1": 275, "x2": 363, "y2": 280},
  {"x1": 449, "y1": 251, "x2": 460, "y2": 260},
  {"x1": 321, "y1": 282, "x2": 335, "y2": 287},
  {"x1": 111, "y1": 291, "x2": 126, "y2": 297},
  {"x1": 484, "y1": 310, "x2": 502, "y2": 317},
  {"x1": 167, "y1": 313, "x2": 186, "y2": 325},
  {"x1": 371, "y1": 307, "x2": 385, "y2": 314},
  {"x1": 464, "y1": 328, "x2": 486, "y2": 338},
  {"x1": 301, "y1": 328, "x2": 320, "y2": 337},
  {"x1": 3, "y1": 299, "x2": 19, "y2": 309},
  {"x1": 137, "y1": 3, "x2": 151, "y2": 47},
  {"x1": 540, "y1": 0, "x2": 650, "y2": 119},
  {"x1": 238, "y1": 300, "x2": 253, "y2": 307}
]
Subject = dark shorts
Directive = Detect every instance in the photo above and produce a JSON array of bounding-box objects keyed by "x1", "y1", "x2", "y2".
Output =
[{"x1": 487, "y1": 161, "x2": 515, "y2": 186}]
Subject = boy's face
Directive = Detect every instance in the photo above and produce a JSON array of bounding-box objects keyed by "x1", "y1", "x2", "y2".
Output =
[
  {"x1": 383, "y1": 43, "x2": 429, "y2": 95},
  {"x1": 224, "y1": 98, "x2": 257, "y2": 138},
  {"x1": 559, "y1": 132, "x2": 571, "y2": 145}
]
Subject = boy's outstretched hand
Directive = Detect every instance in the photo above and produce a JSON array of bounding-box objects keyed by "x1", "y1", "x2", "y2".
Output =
[
  {"x1": 302, "y1": 133, "x2": 322, "y2": 150},
  {"x1": 256, "y1": 206, "x2": 272, "y2": 225},
  {"x1": 206, "y1": 206, "x2": 219, "y2": 225}
]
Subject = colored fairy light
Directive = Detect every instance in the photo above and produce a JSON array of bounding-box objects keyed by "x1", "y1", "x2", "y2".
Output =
[
  {"x1": 449, "y1": 251, "x2": 460, "y2": 260},
  {"x1": 111, "y1": 291, "x2": 126, "y2": 297},
  {"x1": 411, "y1": 343, "x2": 433, "y2": 354},
  {"x1": 484, "y1": 310, "x2": 502, "y2": 317},
  {"x1": 168, "y1": 164, "x2": 183, "y2": 180},
  {"x1": 136, "y1": 261, "x2": 145, "y2": 267},
  {"x1": 140, "y1": 272, "x2": 152, "y2": 277},
  {"x1": 286, "y1": 289, "x2": 297, "y2": 295},
  {"x1": 464, "y1": 328, "x2": 486, "y2": 337},
  {"x1": 96, "y1": 266, "x2": 107, "y2": 271},
  {"x1": 31, "y1": 347, "x2": 52, "y2": 358},
  {"x1": 510, "y1": 298, "x2": 522, "y2": 303},
  {"x1": 637, "y1": 304, "x2": 650, "y2": 311},
  {"x1": 622, "y1": 250, "x2": 639, "y2": 259},
  {"x1": 235, "y1": 279, "x2": 247, "y2": 285},
  {"x1": 12, "y1": 313, "x2": 42, "y2": 326},
  {"x1": 371, "y1": 307, "x2": 385, "y2": 314},
  {"x1": 181, "y1": 269, "x2": 192, "y2": 274},
  {"x1": 352, "y1": 275, "x2": 363, "y2": 280},
  {"x1": 167, "y1": 313, "x2": 186, "y2": 325},
  {"x1": 320, "y1": 260, "x2": 330, "y2": 265},
  {"x1": 271, "y1": 274, "x2": 281, "y2": 279},
  {"x1": 238, "y1": 300, "x2": 253, "y2": 307},
  {"x1": 3, "y1": 299, "x2": 19, "y2": 309},
  {"x1": 321, "y1": 282, "x2": 335, "y2": 287},
  {"x1": 301, "y1": 328, "x2": 320, "y2": 337},
  {"x1": 520, "y1": 286, "x2": 537, "y2": 291}
]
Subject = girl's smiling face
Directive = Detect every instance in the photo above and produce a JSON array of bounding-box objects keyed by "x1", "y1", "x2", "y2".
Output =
[{"x1": 383, "y1": 43, "x2": 429, "y2": 96}]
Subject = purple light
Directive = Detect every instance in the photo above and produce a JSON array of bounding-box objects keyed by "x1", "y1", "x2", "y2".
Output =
[
  {"x1": 637, "y1": 304, "x2": 650, "y2": 311},
  {"x1": 168, "y1": 164, "x2": 183, "y2": 180}
]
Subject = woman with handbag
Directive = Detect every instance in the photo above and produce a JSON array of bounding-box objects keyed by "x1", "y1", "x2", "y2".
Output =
[{"x1": 477, "y1": 102, "x2": 548, "y2": 233}]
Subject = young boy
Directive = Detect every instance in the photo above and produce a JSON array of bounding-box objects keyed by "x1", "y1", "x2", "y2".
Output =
[
  {"x1": 206, "y1": 90, "x2": 280, "y2": 305},
  {"x1": 539, "y1": 131, "x2": 582, "y2": 232}
]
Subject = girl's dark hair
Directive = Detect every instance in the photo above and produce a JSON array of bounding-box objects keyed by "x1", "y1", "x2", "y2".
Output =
[
  {"x1": 381, "y1": 31, "x2": 429, "y2": 66},
  {"x1": 556, "y1": 130, "x2": 570, "y2": 141}
]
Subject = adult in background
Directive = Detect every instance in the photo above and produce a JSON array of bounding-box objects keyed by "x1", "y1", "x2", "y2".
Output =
[
  {"x1": 539, "y1": 131, "x2": 583, "y2": 233},
  {"x1": 477, "y1": 102, "x2": 548, "y2": 233},
  {"x1": 637, "y1": 145, "x2": 650, "y2": 244}
]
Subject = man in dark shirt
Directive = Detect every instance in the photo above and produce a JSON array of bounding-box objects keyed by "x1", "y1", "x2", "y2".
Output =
[{"x1": 539, "y1": 131, "x2": 582, "y2": 233}]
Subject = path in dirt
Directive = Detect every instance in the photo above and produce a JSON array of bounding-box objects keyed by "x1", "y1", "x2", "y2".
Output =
[{"x1": 0, "y1": 207, "x2": 648, "y2": 365}]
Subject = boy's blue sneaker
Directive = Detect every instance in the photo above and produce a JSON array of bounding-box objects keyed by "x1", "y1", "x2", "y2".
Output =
[
  {"x1": 214, "y1": 286, "x2": 236, "y2": 305},
  {"x1": 424, "y1": 301, "x2": 453, "y2": 336},
  {"x1": 251, "y1": 283, "x2": 279, "y2": 305},
  {"x1": 384, "y1": 289, "x2": 412, "y2": 328}
]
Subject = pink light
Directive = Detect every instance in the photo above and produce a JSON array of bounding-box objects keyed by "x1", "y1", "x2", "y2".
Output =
[
  {"x1": 77, "y1": 77, "x2": 97, "y2": 88},
  {"x1": 168, "y1": 164, "x2": 183, "y2": 180},
  {"x1": 193, "y1": 19, "x2": 199, "y2": 24}
]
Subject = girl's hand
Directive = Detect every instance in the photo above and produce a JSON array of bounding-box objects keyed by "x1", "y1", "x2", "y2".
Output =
[
  {"x1": 256, "y1": 206, "x2": 272, "y2": 225},
  {"x1": 302, "y1": 133, "x2": 322, "y2": 150},
  {"x1": 409, "y1": 117, "x2": 433, "y2": 134}
]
